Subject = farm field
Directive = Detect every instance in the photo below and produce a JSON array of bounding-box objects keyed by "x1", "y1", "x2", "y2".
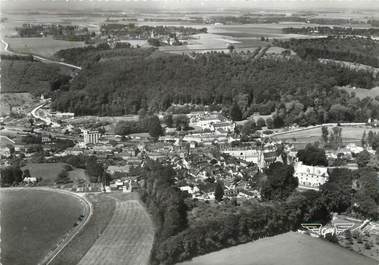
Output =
[
  {"x1": 4, "y1": 36, "x2": 85, "y2": 58},
  {"x1": 0, "y1": 189, "x2": 84, "y2": 265},
  {"x1": 22, "y1": 162, "x2": 69, "y2": 186},
  {"x1": 77, "y1": 192, "x2": 154, "y2": 265},
  {"x1": 178, "y1": 232, "x2": 377, "y2": 265},
  {"x1": 50, "y1": 193, "x2": 116, "y2": 265},
  {"x1": 272, "y1": 125, "x2": 379, "y2": 149}
]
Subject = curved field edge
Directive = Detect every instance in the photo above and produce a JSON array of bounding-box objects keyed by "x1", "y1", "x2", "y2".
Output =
[
  {"x1": 0, "y1": 188, "x2": 86, "y2": 265},
  {"x1": 77, "y1": 193, "x2": 154, "y2": 265},
  {"x1": 178, "y1": 232, "x2": 377, "y2": 265},
  {"x1": 49, "y1": 193, "x2": 116, "y2": 265}
]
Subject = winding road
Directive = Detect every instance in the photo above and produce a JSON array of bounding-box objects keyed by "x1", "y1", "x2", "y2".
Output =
[
  {"x1": 30, "y1": 102, "x2": 61, "y2": 127},
  {"x1": 1, "y1": 39, "x2": 82, "y2": 70}
]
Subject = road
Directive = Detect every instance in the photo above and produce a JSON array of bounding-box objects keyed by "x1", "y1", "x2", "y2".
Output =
[
  {"x1": 30, "y1": 102, "x2": 61, "y2": 128},
  {"x1": 1, "y1": 39, "x2": 82, "y2": 70}
]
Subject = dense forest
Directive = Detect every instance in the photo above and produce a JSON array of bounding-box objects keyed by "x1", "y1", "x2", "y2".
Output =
[
  {"x1": 0, "y1": 57, "x2": 71, "y2": 95},
  {"x1": 274, "y1": 36, "x2": 379, "y2": 67},
  {"x1": 51, "y1": 46, "x2": 379, "y2": 125}
]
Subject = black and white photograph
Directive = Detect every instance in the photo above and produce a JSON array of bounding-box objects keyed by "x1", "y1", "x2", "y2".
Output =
[{"x1": 1, "y1": 0, "x2": 379, "y2": 264}]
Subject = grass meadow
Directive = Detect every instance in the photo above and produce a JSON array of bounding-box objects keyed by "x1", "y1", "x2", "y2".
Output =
[
  {"x1": 0, "y1": 189, "x2": 83, "y2": 265},
  {"x1": 22, "y1": 162, "x2": 68, "y2": 186},
  {"x1": 178, "y1": 232, "x2": 377, "y2": 265}
]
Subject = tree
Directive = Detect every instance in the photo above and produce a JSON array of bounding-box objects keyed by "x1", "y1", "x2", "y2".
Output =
[
  {"x1": 361, "y1": 130, "x2": 367, "y2": 147},
  {"x1": 164, "y1": 114, "x2": 173, "y2": 128},
  {"x1": 230, "y1": 103, "x2": 242, "y2": 121},
  {"x1": 273, "y1": 115, "x2": 284, "y2": 128},
  {"x1": 266, "y1": 117, "x2": 274, "y2": 129},
  {"x1": 22, "y1": 169, "x2": 31, "y2": 179},
  {"x1": 85, "y1": 156, "x2": 104, "y2": 183},
  {"x1": 55, "y1": 170, "x2": 72, "y2": 184},
  {"x1": 227, "y1": 43, "x2": 235, "y2": 54},
  {"x1": 261, "y1": 162, "x2": 298, "y2": 201},
  {"x1": 214, "y1": 181, "x2": 224, "y2": 202},
  {"x1": 241, "y1": 119, "x2": 256, "y2": 136},
  {"x1": 147, "y1": 115, "x2": 163, "y2": 140},
  {"x1": 256, "y1": 118, "x2": 266, "y2": 129},
  {"x1": 321, "y1": 126, "x2": 329, "y2": 144},
  {"x1": 0, "y1": 166, "x2": 23, "y2": 187},
  {"x1": 173, "y1": 115, "x2": 189, "y2": 131},
  {"x1": 357, "y1": 150, "x2": 371, "y2": 168},
  {"x1": 297, "y1": 143, "x2": 328, "y2": 166}
]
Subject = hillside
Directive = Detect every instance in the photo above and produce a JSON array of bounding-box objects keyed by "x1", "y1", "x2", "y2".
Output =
[
  {"x1": 51, "y1": 47, "x2": 379, "y2": 124},
  {"x1": 0, "y1": 57, "x2": 71, "y2": 96},
  {"x1": 178, "y1": 232, "x2": 377, "y2": 265}
]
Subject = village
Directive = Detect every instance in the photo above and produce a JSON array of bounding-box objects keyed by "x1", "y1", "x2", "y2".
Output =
[{"x1": 2, "y1": 95, "x2": 378, "y2": 205}]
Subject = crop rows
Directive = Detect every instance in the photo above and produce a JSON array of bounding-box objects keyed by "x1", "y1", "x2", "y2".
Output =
[{"x1": 78, "y1": 199, "x2": 154, "y2": 265}]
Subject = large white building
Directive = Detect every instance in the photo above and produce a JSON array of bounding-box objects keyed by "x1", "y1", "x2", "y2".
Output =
[
  {"x1": 294, "y1": 162, "x2": 329, "y2": 191},
  {"x1": 83, "y1": 130, "x2": 100, "y2": 144}
]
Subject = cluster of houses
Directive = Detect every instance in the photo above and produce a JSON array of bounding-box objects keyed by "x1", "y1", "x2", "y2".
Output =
[{"x1": 3, "y1": 107, "x2": 378, "y2": 199}]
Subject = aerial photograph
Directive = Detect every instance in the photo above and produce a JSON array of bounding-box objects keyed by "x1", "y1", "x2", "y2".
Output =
[{"x1": 1, "y1": 0, "x2": 379, "y2": 264}]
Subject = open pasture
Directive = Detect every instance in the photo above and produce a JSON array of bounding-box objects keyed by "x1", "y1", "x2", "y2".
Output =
[
  {"x1": 22, "y1": 162, "x2": 69, "y2": 186},
  {"x1": 0, "y1": 189, "x2": 83, "y2": 265},
  {"x1": 77, "y1": 193, "x2": 154, "y2": 265},
  {"x1": 4, "y1": 36, "x2": 85, "y2": 58},
  {"x1": 178, "y1": 232, "x2": 377, "y2": 265}
]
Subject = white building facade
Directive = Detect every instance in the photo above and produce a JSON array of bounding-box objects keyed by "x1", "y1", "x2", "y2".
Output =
[{"x1": 294, "y1": 162, "x2": 329, "y2": 191}]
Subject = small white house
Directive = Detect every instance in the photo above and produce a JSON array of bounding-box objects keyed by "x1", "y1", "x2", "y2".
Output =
[{"x1": 24, "y1": 177, "x2": 37, "y2": 183}]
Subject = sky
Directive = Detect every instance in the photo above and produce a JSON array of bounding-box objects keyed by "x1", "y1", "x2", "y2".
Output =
[{"x1": 1, "y1": 0, "x2": 379, "y2": 12}]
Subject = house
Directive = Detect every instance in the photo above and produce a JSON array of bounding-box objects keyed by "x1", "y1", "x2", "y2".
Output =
[
  {"x1": 106, "y1": 165, "x2": 130, "y2": 175},
  {"x1": 211, "y1": 122, "x2": 235, "y2": 133},
  {"x1": 180, "y1": 185, "x2": 200, "y2": 195},
  {"x1": 294, "y1": 162, "x2": 329, "y2": 191},
  {"x1": 24, "y1": 177, "x2": 37, "y2": 183}
]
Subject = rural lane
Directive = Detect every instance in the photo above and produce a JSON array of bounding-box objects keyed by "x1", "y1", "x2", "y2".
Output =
[{"x1": 1, "y1": 39, "x2": 82, "y2": 70}]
